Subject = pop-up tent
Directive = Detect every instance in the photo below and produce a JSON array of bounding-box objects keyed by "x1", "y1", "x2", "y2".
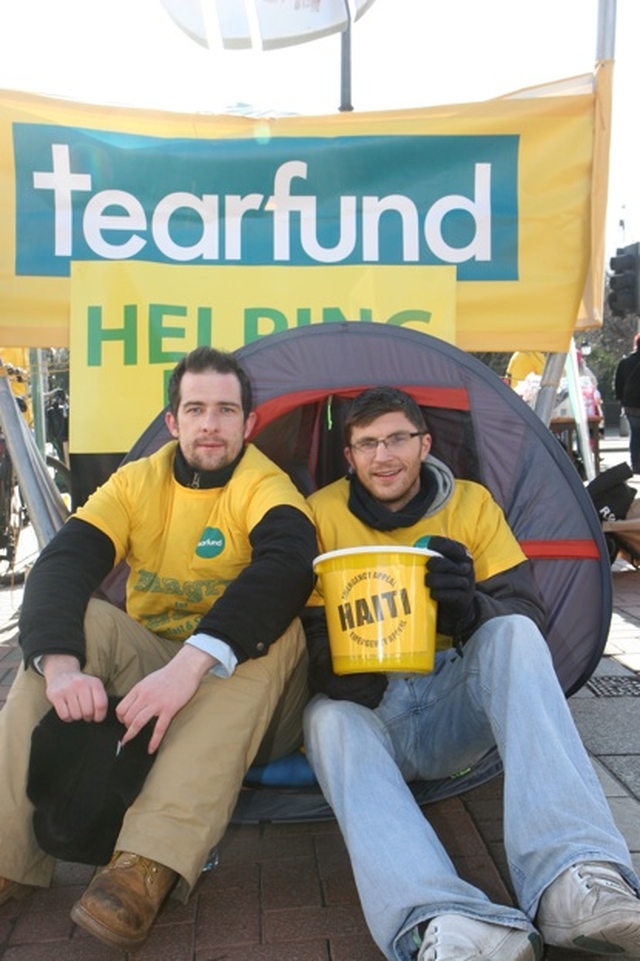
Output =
[{"x1": 99, "y1": 323, "x2": 611, "y2": 821}]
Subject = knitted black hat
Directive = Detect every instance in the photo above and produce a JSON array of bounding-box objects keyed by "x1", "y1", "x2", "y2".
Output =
[{"x1": 27, "y1": 697, "x2": 156, "y2": 865}]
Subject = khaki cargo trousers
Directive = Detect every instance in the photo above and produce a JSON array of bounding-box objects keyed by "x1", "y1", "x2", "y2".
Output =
[{"x1": 0, "y1": 598, "x2": 308, "y2": 899}]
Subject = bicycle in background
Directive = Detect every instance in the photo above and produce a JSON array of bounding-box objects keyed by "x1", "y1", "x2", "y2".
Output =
[{"x1": 0, "y1": 429, "x2": 29, "y2": 585}]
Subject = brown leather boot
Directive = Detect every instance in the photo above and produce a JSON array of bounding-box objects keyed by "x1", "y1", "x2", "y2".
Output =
[
  {"x1": 0, "y1": 876, "x2": 33, "y2": 907},
  {"x1": 70, "y1": 851, "x2": 177, "y2": 950}
]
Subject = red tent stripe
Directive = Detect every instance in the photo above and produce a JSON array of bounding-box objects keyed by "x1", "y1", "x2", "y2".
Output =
[
  {"x1": 251, "y1": 386, "x2": 471, "y2": 435},
  {"x1": 520, "y1": 540, "x2": 601, "y2": 560}
]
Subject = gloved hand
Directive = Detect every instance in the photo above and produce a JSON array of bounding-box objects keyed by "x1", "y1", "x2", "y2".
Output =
[
  {"x1": 424, "y1": 535, "x2": 477, "y2": 641},
  {"x1": 309, "y1": 647, "x2": 388, "y2": 709}
]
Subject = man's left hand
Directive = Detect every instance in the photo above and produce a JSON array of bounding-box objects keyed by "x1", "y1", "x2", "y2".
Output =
[
  {"x1": 425, "y1": 535, "x2": 477, "y2": 639},
  {"x1": 116, "y1": 646, "x2": 216, "y2": 753}
]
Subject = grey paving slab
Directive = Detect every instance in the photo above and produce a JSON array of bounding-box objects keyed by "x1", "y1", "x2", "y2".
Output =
[
  {"x1": 569, "y1": 697, "x2": 640, "y2": 754},
  {"x1": 589, "y1": 757, "x2": 635, "y2": 798},
  {"x1": 599, "y1": 757, "x2": 640, "y2": 807},
  {"x1": 607, "y1": 795, "x2": 640, "y2": 851}
]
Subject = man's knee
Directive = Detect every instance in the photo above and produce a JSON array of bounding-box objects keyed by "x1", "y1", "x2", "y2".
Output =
[
  {"x1": 467, "y1": 614, "x2": 554, "y2": 674},
  {"x1": 304, "y1": 695, "x2": 374, "y2": 751},
  {"x1": 83, "y1": 598, "x2": 125, "y2": 651}
]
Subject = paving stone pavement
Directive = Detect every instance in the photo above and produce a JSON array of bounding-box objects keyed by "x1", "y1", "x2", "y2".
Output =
[{"x1": 0, "y1": 435, "x2": 639, "y2": 960}]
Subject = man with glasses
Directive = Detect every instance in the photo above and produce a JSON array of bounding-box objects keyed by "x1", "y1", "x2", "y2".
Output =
[{"x1": 302, "y1": 386, "x2": 640, "y2": 961}]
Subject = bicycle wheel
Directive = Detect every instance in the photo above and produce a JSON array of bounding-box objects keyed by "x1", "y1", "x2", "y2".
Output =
[{"x1": 0, "y1": 466, "x2": 29, "y2": 586}]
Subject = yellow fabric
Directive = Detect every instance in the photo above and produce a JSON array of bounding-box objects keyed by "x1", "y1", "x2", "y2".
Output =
[
  {"x1": 0, "y1": 346, "x2": 32, "y2": 425},
  {"x1": 306, "y1": 475, "x2": 526, "y2": 651},
  {"x1": 76, "y1": 442, "x2": 312, "y2": 642},
  {"x1": 0, "y1": 347, "x2": 28, "y2": 370},
  {"x1": 0, "y1": 68, "x2": 608, "y2": 353},
  {"x1": 506, "y1": 350, "x2": 546, "y2": 389}
]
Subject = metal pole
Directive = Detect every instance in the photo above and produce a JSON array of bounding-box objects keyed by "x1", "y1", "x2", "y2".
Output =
[
  {"x1": 566, "y1": 338, "x2": 596, "y2": 480},
  {"x1": 339, "y1": 4, "x2": 353, "y2": 112},
  {"x1": 0, "y1": 368, "x2": 68, "y2": 548},
  {"x1": 533, "y1": 353, "x2": 566, "y2": 427},
  {"x1": 534, "y1": 0, "x2": 616, "y2": 429},
  {"x1": 597, "y1": 0, "x2": 616, "y2": 60},
  {"x1": 28, "y1": 347, "x2": 46, "y2": 456}
]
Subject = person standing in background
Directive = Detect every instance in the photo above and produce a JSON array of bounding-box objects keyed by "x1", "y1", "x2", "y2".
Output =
[{"x1": 614, "y1": 334, "x2": 640, "y2": 473}]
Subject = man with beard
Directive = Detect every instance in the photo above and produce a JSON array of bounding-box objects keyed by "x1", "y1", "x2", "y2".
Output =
[{"x1": 0, "y1": 346, "x2": 316, "y2": 951}]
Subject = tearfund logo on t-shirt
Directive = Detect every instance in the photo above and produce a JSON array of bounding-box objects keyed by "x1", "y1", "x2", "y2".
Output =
[
  {"x1": 413, "y1": 535, "x2": 431, "y2": 550},
  {"x1": 196, "y1": 527, "x2": 225, "y2": 558}
]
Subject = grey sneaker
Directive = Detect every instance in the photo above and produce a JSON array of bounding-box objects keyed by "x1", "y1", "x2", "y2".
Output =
[
  {"x1": 417, "y1": 913, "x2": 542, "y2": 961},
  {"x1": 537, "y1": 861, "x2": 640, "y2": 955}
]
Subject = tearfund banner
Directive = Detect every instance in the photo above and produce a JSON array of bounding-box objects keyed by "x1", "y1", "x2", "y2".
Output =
[{"x1": 0, "y1": 63, "x2": 612, "y2": 453}]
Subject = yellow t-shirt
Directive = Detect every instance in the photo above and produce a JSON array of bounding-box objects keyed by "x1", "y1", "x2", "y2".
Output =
[
  {"x1": 307, "y1": 474, "x2": 525, "y2": 650},
  {"x1": 77, "y1": 441, "x2": 312, "y2": 642}
]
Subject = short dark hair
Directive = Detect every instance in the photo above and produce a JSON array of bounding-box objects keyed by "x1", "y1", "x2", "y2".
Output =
[
  {"x1": 167, "y1": 347, "x2": 253, "y2": 418},
  {"x1": 344, "y1": 387, "x2": 427, "y2": 443}
]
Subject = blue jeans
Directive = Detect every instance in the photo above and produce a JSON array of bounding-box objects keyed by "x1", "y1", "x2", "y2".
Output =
[
  {"x1": 625, "y1": 411, "x2": 640, "y2": 473},
  {"x1": 303, "y1": 615, "x2": 639, "y2": 961}
]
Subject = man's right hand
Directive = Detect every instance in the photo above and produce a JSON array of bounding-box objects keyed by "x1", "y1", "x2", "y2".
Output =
[{"x1": 41, "y1": 654, "x2": 109, "y2": 723}]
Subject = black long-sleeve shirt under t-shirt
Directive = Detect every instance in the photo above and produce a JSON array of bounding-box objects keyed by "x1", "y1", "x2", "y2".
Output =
[{"x1": 19, "y1": 445, "x2": 317, "y2": 669}]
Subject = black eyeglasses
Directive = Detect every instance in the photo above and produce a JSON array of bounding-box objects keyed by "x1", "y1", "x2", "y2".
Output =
[{"x1": 349, "y1": 431, "x2": 426, "y2": 456}]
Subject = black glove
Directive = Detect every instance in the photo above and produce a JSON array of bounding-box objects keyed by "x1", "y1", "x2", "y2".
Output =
[
  {"x1": 424, "y1": 535, "x2": 477, "y2": 642},
  {"x1": 308, "y1": 646, "x2": 388, "y2": 709}
]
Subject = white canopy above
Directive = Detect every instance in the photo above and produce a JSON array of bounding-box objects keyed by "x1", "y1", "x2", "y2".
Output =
[{"x1": 160, "y1": 0, "x2": 377, "y2": 50}]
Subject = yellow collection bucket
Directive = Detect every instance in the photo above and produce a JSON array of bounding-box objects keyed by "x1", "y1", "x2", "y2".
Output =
[{"x1": 313, "y1": 545, "x2": 438, "y2": 675}]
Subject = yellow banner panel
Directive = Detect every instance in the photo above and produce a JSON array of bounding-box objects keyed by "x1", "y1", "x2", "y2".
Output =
[
  {"x1": 70, "y1": 262, "x2": 456, "y2": 453},
  {"x1": 0, "y1": 71, "x2": 607, "y2": 355}
]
